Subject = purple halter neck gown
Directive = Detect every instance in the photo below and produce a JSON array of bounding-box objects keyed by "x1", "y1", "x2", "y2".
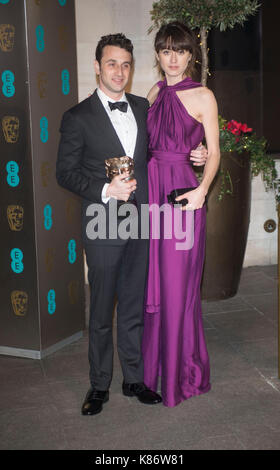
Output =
[{"x1": 142, "y1": 76, "x2": 211, "y2": 407}]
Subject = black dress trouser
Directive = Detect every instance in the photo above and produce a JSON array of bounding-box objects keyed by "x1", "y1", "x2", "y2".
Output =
[{"x1": 84, "y1": 238, "x2": 149, "y2": 390}]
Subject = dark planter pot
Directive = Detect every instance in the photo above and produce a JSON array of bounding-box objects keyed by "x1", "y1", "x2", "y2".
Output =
[{"x1": 201, "y1": 151, "x2": 251, "y2": 301}]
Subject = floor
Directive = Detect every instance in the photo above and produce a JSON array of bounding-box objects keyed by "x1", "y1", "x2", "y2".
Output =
[{"x1": 1, "y1": 265, "x2": 279, "y2": 450}]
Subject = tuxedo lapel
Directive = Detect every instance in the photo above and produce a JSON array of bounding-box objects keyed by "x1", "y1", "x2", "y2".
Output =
[
  {"x1": 126, "y1": 93, "x2": 144, "y2": 161},
  {"x1": 89, "y1": 90, "x2": 146, "y2": 162},
  {"x1": 90, "y1": 91, "x2": 126, "y2": 155}
]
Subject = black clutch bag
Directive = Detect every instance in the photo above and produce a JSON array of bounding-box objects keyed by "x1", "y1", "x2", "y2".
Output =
[{"x1": 167, "y1": 187, "x2": 197, "y2": 207}]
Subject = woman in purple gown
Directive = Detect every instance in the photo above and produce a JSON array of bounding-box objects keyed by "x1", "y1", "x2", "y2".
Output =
[{"x1": 142, "y1": 22, "x2": 220, "y2": 407}]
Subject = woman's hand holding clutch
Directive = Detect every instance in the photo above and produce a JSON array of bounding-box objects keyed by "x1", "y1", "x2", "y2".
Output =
[{"x1": 175, "y1": 185, "x2": 207, "y2": 211}]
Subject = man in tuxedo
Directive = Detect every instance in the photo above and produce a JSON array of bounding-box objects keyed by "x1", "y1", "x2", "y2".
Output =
[
  {"x1": 57, "y1": 33, "x2": 162, "y2": 415},
  {"x1": 56, "y1": 33, "x2": 207, "y2": 416}
]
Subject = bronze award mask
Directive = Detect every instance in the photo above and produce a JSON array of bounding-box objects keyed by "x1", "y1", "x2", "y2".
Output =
[
  {"x1": 11, "y1": 291, "x2": 28, "y2": 317},
  {"x1": 40, "y1": 161, "x2": 51, "y2": 187},
  {"x1": 105, "y1": 156, "x2": 136, "y2": 207},
  {"x1": 7, "y1": 205, "x2": 24, "y2": 231},
  {"x1": 0, "y1": 24, "x2": 15, "y2": 53},
  {"x1": 2, "y1": 116, "x2": 19, "y2": 144},
  {"x1": 68, "y1": 280, "x2": 79, "y2": 305},
  {"x1": 37, "y1": 72, "x2": 47, "y2": 98}
]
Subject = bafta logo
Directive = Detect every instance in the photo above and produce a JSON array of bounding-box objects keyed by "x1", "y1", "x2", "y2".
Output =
[
  {"x1": 45, "y1": 248, "x2": 55, "y2": 273},
  {"x1": 7, "y1": 205, "x2": 24, "y2": 231},
  {"x1": 2, "y1": 116, "x2": 19, "y2": 144},
  {"x1": 11, "y1": 291, "x2": 28, "y2": 317},
  {"x1": 0, "y1": 24, "x2": 15, "y2": 52},
  {"x1": 68, "y1": 280, "x2": 79, "y2": 305},
  {"x1": 34, "y1": 0, "x2": 41, "y2": 5},
  {"x1": 58, "y1": 25, "x2": 68, "y2": 52},
  {"x1": 66, "y1": 198, "x2": 77, "y2": 224},
  {"x1": 37, "y1": 72, "x2": 47, "y2": 98},
  {"x1": 41, "y1": 161, "x2": 51, "y2": 187}
]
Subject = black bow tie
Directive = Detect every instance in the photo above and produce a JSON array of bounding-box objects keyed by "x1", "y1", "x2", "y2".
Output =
[{"x1": 108, "y1": 101, "x2": 128, "y2": 113}]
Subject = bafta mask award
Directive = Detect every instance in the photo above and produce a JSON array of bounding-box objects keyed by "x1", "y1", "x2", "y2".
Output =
[
  {"x1": 105, "y1": 156, "x2": 136, "y2": 206},
  {"x1": 7, "y1": 205, "x2": 24, "y2": 231},
  {"x1": 2, "y1": 116, "x2": 19, "y2": 143},
  {"x1": 0, "y1": 24, "x2": 15, "y2": 53},
  {"x1": 11, "y1": 290, "x2": 28, "y2": 317}
]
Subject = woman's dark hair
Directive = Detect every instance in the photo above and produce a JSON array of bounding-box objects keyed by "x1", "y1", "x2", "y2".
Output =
[
  {"x1": 154, "y1": 22, "x2": 199, "y2": 78},
  {"x1": 95, "y1": 33, "x2": 134, "y2": 64}
]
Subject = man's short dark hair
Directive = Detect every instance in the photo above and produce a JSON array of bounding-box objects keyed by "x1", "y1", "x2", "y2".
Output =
[{"x1": 95, "y1": 33, "x2": 134, "y2": 64}]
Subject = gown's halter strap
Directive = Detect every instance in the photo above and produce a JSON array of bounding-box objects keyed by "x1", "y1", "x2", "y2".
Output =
[{"x1": 157, "y1": 76, "x2": 202, "y2": 92}]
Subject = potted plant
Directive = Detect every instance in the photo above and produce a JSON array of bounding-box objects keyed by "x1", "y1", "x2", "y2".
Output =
[
  {"x1": 200, "y1": 117, "x2": 277, "y2": 300},
  {"x1": 149, "y1": 0, "x2": 278, "y2": 300}
]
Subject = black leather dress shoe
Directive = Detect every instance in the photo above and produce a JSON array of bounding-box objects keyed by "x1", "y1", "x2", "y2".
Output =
[
  {"x1": 122, "y1": 382, "x2": 162, "y2": 405},
  {"x1": 81, "y1": 388, "x2": 109, "y2": 416}
]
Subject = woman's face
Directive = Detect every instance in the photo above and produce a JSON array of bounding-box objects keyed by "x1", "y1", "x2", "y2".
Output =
[{"x1": 156, "y1": 48, "x2": 192, "y2": 79}]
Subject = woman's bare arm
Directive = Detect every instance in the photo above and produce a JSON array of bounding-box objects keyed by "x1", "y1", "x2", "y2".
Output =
[
  {"x1": 147, "y1": 83, "x2": 160, "y2": 106},
  {"x1": 199, "y1": 88, "x2": 220, "y2": 195},
  {"x1": 176, "y1": 88, "x2": 220, "y2": 210}
]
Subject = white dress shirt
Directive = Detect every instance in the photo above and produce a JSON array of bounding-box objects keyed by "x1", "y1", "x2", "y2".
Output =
[{"x1": 97, "y1": 88, "x2": 138, "y2": 203}]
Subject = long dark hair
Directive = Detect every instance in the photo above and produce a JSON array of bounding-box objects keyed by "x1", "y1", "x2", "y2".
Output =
[{"x1": 154, "y1": 22, "x2": 199, "y2": 78}]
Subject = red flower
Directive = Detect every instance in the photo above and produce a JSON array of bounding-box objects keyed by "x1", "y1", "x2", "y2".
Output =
[
  {"x1": 226, "y1": 120, "x2": 252, "y2": 135},
  {"x1": 240, "y1": 123, "x2": 252, "y2": 133},
  {"x1": 232, "y1": 128, "x2": 241, "y2": 135}
]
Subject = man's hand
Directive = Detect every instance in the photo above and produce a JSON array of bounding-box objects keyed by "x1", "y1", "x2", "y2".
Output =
[
  {"x1": 106, "y1": 174, "x2": 137, "y2": 202},
  {"x1": 190, "y1": 143, "x2": 208, "y2": 166}
]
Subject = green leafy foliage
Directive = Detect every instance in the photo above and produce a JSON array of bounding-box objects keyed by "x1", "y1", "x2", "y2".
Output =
[
  {"x1": 219, "y1": 117, "x2": 278, "y2": 201},
  {"x1": 149, "y1": 0, "x2": 260, "y2": 85},
  {"x1": 150, "y1": 1, "x2": 278, "y2": 203},
  {"x1": 150, "y1": 0, "x2": 260, "y2": 32}
]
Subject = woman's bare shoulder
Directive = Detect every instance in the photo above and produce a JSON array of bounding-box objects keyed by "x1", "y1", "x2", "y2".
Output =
[
  {"x1": 147, "y1": 83, "x2": 160, "y2": 106},
  {"x1": 197, "y1": 86, "x2": 216, "y2": 103},
  {"x1": 180, "y1": 85, "x2": 214, "y2": 99}
]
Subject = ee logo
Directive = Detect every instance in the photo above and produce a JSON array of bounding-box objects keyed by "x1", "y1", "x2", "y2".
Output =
[
  {"x1": 68, "y1": 239, "x2": 76, "y2": 264},
  {"x1": 11, "y1": 248, "x2": 24, "y2": 274},
  {"x1": 6, "y1": 161, "x2": 19, "y2": 187},
  {"x1": 47, "y1": 289, "x2": 56, "y2": 315},
  {"x1": 58, "y1": 0, "x2": 67, "y2": 5},
  {"x1": 36, "y1": 25, "x2": 45, "y2": 52},
  {"x1": 0, "y1": 0, "x2": 11, "y2": 4},
  {"x1": 44, "y1": 204, "x2": 53, "y2": 230},
  {"x1": 61, "y1": 69, "x2": 70, "y2": 95},
  {"x1": 2, "y1": 70, "x2": 15, "y2": 97},
  {"x1": 40, "y1": 116, "x2": 48, "y2": 142}
]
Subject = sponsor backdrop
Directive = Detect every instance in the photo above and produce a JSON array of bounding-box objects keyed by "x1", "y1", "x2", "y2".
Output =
[{"x1": 0, "y1": 0, "x2": 85, "y2": 359}]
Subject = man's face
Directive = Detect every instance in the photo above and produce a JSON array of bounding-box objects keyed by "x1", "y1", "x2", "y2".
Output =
[{"x1": 94, "y1": 45, "x2": 132, "y2": 99}]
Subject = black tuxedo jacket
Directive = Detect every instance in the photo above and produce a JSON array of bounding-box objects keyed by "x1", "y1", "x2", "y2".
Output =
[{"x1": 56, "y1": 90, "x2": 149, "y2": 245}]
